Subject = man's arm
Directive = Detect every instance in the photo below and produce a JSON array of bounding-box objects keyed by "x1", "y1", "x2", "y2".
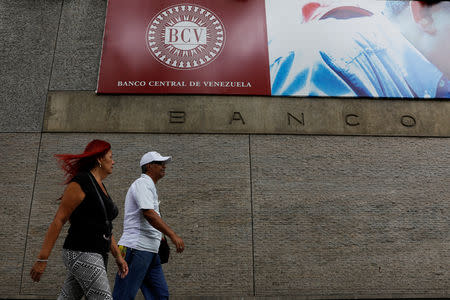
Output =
[{"x1": 143, "y1": 209, "x2": 185, "y2": 253}]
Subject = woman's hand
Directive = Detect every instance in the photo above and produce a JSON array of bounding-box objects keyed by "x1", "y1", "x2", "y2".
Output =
[
  {"x1": 115, "y1": 256, "x2": 128, "y2": 278},
  {"x1": 110, "y1": 235, "x2": 128, "y2": 278},
  {"x1": 30, "y1": 261, "x2": 47, "y2": 282}
]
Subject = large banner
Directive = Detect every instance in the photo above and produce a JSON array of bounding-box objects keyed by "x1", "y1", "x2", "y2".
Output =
[{"x1": 97, "y1": 0, "x2": 449, "y2": 99}]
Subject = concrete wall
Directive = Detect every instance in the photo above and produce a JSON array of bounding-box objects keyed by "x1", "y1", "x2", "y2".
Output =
[{"x1": 1, "y1": 1, "x2": 449, "y2": 299}]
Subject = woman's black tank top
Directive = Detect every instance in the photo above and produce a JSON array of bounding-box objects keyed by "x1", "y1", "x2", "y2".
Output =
[{"x1": 63, "y1": 172, "x2": 118, "y2": 255}]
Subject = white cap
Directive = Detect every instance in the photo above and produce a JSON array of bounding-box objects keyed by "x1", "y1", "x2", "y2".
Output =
[{"x1": 139, "y1": 151, "x2": 172, "y2": 167}]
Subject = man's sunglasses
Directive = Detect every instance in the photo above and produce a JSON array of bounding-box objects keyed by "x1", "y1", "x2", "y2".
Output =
[{"x1": 150, "y1": 161, "x2": 166, "y2": 165}]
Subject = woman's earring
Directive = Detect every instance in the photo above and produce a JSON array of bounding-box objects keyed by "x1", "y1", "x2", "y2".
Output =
[{"x1": 99, "y1": 163, "x2": 102, "y2": 168}]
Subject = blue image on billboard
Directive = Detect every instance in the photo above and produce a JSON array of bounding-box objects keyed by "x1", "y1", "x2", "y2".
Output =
[{"x1": 266, "y1": 0, "x2": 449, "y2": 99}]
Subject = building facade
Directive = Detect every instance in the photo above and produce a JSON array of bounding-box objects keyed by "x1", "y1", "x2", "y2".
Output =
[{"x1": 1, "y1": 0, "x2": 449, "y2": 299}]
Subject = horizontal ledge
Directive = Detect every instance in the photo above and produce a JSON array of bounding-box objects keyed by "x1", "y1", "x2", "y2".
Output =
[{"x1": 44, "y1": 91, "x2": 450, "y2": 137}]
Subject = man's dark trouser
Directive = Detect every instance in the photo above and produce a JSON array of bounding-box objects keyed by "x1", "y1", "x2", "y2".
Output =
[{"x1": 113, "y1": 247, "x2": 169, "y2": 300}]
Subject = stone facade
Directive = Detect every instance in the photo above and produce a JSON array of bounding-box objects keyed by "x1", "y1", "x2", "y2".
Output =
[{"x1": 1, "y1": 1, "x2": 449, "y2": 299}]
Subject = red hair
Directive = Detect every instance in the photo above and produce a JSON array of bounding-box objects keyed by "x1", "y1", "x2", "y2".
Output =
[{"x1": 55, "y1": 139, "x2": 111, "y2": 184}]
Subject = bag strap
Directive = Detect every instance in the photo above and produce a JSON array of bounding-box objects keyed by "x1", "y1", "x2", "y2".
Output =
[{"x1": 88, "y1": 172, "x2": 111, "y2": 240}]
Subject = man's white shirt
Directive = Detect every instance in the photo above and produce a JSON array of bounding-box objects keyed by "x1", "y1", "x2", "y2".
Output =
[{"x1": 118, "y1": 174, "x2": 162, "y2": 253}]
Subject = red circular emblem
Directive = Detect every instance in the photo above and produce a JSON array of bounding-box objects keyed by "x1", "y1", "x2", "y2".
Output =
[{"x1": 146, "y1": 4, "x2": 226, "y2": 70}]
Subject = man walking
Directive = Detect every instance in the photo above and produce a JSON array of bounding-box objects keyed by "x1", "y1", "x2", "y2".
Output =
[{"x1": 113, "y1": 151, "x2": 185, "y2": 299}]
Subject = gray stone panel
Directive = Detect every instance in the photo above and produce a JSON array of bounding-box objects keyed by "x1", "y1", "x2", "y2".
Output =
[
  {"x1": 251, "y1": 135, "x2": 450, "y2": 298},
  {"x1": 0, "y1": 0, "x2": 62, "y2": 132},
  {"x1": 44, "y1": 91, "x2": 450, "y2": 137},
  {"x1": 21, "y1": 133, "x2": 253, "y2": 297},
  {"x1": 49, "y1": 0, "x2": 106, "y2": 91},
  {"x1": 0, "y1": 133, "x2": 40, "y2": 296}
]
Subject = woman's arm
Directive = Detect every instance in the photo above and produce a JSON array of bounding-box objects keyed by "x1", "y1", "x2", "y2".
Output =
[
  {"x1": 30, "y1": 182, "x2": 85, "y2": 282},
  {"x1": 110, "y1": 235, "x2": 128, "y2": 278}
]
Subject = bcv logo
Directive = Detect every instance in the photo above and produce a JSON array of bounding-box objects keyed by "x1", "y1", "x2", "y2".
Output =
[
  {"x1": 146, "y1": 4, "x2": 225, "y2": 70},
  {"x1": 165, "y1": 25, "x2": 207, "y2": 48}
]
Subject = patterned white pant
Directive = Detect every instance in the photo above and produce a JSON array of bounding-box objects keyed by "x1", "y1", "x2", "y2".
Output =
[{"x1": 58, "y1": 249, "x2": 112, "y2": 300}]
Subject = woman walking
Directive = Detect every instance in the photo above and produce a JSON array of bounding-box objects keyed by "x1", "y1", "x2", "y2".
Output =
[{"x1": 30, "y1": 139, "x2": 128, "y2": 299}]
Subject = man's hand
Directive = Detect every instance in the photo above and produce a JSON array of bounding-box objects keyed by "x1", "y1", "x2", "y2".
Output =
[
  {"x1": 169, "y1": 233, "x2": 185, "y2": 253},
  {"x1": 143, "y1": 209, "x2": 185, "y2": 253}
]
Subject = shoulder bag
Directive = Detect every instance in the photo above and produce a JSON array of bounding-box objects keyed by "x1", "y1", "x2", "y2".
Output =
[
  {"x1": 158, "y1": 210, "x2": 170, "y2": 264},
  {"x1": 88, "y1": 173, "x2": 112, "y2": 241},
  {"x1": 159, "y1": 236, "x2": 170, "y2": 264}
]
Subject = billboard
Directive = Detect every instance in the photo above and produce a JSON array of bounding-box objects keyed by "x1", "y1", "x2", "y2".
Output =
[{"x1": 97, "y1": 0, "x2": 449, "y2": 99}]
